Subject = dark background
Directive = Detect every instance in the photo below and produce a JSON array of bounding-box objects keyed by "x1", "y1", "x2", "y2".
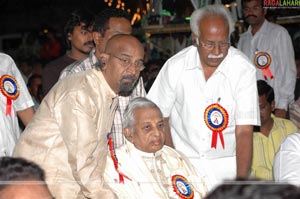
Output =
[
  {"x1": 1, "y1": 0, "x2": 299, "y2": 57},
  {"x1": 0, "y1": 0, "x2": 112, "y2": 35},
  {"x1": 1, "y1": 0, "x2": 299, "y2": 35},
  {"x1": 0, "y1": 0, "x2": 196, "y2": 35}
]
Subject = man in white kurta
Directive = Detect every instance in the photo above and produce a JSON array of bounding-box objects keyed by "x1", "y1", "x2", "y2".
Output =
[
  {"x1": 105, "y1": 97, "x2": 208, "y2": 199},
  {"x1": 0, "y1": 53, "x2": 34, "y2": 156},
  {"x1": 273, "y1": 133, "x2": 300, "y2": 186},
  {"x1": 238, "y1": 0, "x2": 296, "y2": 118},
  {"x1": 148, "y1": 45, "x2": 260, "y2": 189},
  {"x1": 105, "y1": 140, "x2": 208, "y2": 199},
  {"x1": 147, "y1": 5, "x2": 260, "y2": 190}
]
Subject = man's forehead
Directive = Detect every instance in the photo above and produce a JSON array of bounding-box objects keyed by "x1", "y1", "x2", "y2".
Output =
[
  {"x1": 134, "y1": 107, "x2": 163, "y2": 117},
  {"x1": 76, "y1": 22, "x2": 92, "y2": 30},
  {"x1": 199, "y1": 16, "x2": 229, "y2": 33},
  {"x1": 244, "y1": 0, "x2": 262, "y2": 5}
]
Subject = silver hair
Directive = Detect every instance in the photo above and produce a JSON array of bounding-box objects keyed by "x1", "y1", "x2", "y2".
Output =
[
  {"x1": 190, "y1": 4, "x2": 235, "y2": 37},
  {"x1": 123, "y1": 97, "x2": 162, "y2": 132}
]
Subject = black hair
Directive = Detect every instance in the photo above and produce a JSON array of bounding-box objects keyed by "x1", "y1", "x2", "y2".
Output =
[
  {"x1": 63, "y1": 9, "x2": 95, "y2": 48},
  {"x1": 0, "y1": 157, "x2": 46, "y2": 190},
  {"x1": 205, "y1": 182, "x2": 300, "y2": 199},
  {"x1": 242, "y1": 0, "x2": 264, "y2": 7},
  {"x1": 27, "y1": 74, "x2": 42, "y2": 88},
  {"x1": 257, "y1": 80, "x2": 274, "y2": 104},
  {"x1": 93, "y1": 8, "x2": 131, "y2": 37}
]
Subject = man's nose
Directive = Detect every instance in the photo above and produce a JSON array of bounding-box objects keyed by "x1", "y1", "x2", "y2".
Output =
[
  {"x1": 87, "y1": 32, "x2": 93, "y2": 41},
  {"x1": 211, "y1": 44, "x2": 221, "y2": 55},
  {"x1": 154, "y1": 126, "x2": 164, "y2": 136},
  {"x1": 125, "y1": 64, "x2": 139, "y2": 74}
]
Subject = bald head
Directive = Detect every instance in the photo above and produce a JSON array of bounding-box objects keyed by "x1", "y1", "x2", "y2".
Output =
[
  {"x1": 105, "y1": 34, "x2": 144, "y2": 55},
  {"x1": 96, "y1": 34, "x2": 144, "y2": 71},
  {"x1": 100, "y1": 34, "x2": 144, "y2": 95}
]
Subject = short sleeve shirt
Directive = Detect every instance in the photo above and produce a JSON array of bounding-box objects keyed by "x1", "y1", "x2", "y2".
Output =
[
  {"x1": 0, "y1": 53, "x2": 34, "y2": 156},
  {"x1": 147, "y1": 46, "x2": 260, "y2": 159}
]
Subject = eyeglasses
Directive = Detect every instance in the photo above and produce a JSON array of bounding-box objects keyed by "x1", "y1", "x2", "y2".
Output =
[
  {"x1": 199, "y1": 40, "x2": 230, "y2": 51},
  {"x1": 111, "y1": 54, "x2": 145, "y2": 72},
  {"x1": 243, "y1": 6, "x2": 263, "y2": 13}
]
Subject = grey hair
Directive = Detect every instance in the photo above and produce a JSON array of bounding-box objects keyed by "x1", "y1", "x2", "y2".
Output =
[
  {"x1": 123, "y1": 97, "x2": 162, "y2": 132},
  {"x1": 190, "y1": 4, "x2": 235, "y2": 37}
]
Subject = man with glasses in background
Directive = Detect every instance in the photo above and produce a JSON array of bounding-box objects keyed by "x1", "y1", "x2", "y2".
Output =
[
  {"x1": 60, "y1": 8, "x2": 146, "y2": 149},
  {"x1": 147, "y1": 4, "x2": 260, "y2": 191}
]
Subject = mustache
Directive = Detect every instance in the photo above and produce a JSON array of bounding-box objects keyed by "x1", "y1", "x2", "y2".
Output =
[
  {"x1": 246, "y1": 15, "x2": 257, "y2": 19},
  {"x1": 120, "y1": 75, "x2": 137, "y2": 84},
  {"x1": 83, "y1": 41, "x2": 94, "y2": 46},
  {"x1": 121, "y1": 75, "x2": 137, "y2": 82},
  {"x1": 208, "y1": 53, "x2": 224, "y2": 59}
]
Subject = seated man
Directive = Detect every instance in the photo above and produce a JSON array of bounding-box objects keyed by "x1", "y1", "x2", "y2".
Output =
[
  {"x1": 0, "y1": 156, "x2": 53, "y2": 199},
  {"x1": 251, "y1": 80, "x2": 299, "y2": 180},
  {"x1": 104, "y1": 97, "x2": 208, "y2": 199},
  {"x1": 274, "y1": 132, "x2": 300, "y2": 186}
]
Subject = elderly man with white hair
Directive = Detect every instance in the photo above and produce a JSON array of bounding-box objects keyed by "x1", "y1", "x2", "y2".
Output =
[
  {"x1": 104, "y1": 97, "x2": 208, "y2": 199},
  {"x1": 147, "y1": 4, "x2": 260, "y2": 190}
]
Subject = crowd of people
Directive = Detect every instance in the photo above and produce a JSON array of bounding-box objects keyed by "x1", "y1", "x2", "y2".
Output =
[{"x1": 0, "y1": 1, "x2": 300, "y2": 198}]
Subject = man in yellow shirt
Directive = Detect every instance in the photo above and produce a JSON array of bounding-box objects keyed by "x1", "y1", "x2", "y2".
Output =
[{"x1": 251, "y1": 80, "x2": 299, "y2": 180}]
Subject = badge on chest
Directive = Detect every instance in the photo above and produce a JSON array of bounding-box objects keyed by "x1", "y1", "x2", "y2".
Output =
[
  {"x1": 0, "y1": 74, "x2": 20, "y2": 115},
  {"x1": 204, "y1": 103, "x2": 229, "y2": 149},
  {"x1": 254, "y1": 51, "x2": 273, "y2": 80}
]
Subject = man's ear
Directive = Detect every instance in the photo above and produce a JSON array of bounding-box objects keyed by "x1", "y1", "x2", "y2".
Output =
[
  {"x1": 124, "y1": 128, "x2": 134, "y2": 142},
  {"x1": 263, "y1": 8, "x2": 267, "y2": 16},
  {"x1": 271, "y1": 100, "x2": 275, "y2": 111},
  {"x1": 99, "y1": 53, "x2": 109, "y2": 69},
  {"x1": 67, "y1": 33, "x2": 72, "y2": 41},
  {"x1": 191, "y1": 33, "x2": 199, "y2": 46},
  {"x1": 93, "y1": 32, "x2": 101, "y2": 45}
]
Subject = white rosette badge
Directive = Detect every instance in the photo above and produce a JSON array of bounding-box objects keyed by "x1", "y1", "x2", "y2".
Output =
[{"x1": 169, "y1": 174, "x2": 194, "y2": 199}]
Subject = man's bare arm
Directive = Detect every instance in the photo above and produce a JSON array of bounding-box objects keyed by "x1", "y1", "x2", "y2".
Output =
[
  {"x1": 274, "y1": 108, "x2": 287, "y2": 119},
  {"x1": 235, "y1": 124, "x2": 253, "y2": 179},
  {"x1": 17, "y1": 107, "x2": 35, "y2": 126}
]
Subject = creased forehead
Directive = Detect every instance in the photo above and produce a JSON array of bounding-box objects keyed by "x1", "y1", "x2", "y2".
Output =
[{"x1": 105, "y1": 34, "x2": 143, "y2": 53}]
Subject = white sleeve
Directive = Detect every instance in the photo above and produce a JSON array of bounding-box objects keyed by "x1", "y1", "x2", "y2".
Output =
[
  {"x1": 274, "y1": 29, "x2": 296, "y2": 109},
  {"x1": 273, "y1": 133, "x2": 300, "y2": 186},
  {"x1": 0, "y1": 53, "x2": 33, "y2": 111},
  {"x1": 147, "y1": 59, "x2": 180, "y2": 117}
]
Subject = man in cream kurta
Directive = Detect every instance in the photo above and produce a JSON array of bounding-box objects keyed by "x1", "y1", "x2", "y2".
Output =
[
  {"x1": 13, "y1": 34, "x2": 145, "y2": 199},
  {"x1": 14, "y1": 69, "x2": 118, "y2": 198}
]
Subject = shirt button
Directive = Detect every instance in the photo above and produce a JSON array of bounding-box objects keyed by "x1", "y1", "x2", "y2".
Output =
[
  {"x1": 200, "y1": 153, "x2": 206, "y2": 158},
  {"x1": 2, "y1": 149, "x2": 7, "y2": 156}
]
